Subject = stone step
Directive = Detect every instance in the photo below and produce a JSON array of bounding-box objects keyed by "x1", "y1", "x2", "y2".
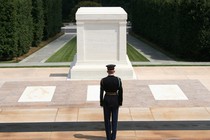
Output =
[{"x1": 1, "y1": 121, "x2": 210, "y2": 132}]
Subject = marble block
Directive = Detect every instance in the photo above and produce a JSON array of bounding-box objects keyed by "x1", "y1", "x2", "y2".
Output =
[
  {"x1": 149, "y1": 85, "x2": 188, "y2": 100},
  {"x1": 18, "y1": 86, "x2": 56, "y2": 102},
  {"x1": 87, "y1": 85, "x2": 100, "y2": 101}
]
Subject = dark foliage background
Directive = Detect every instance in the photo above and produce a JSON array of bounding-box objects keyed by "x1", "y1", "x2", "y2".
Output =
[
  {"x1": 0, "y1": 0, "x2": 62, "y2": 60},
  {"x1": 0, "y1": 0, "x2": 209, "y2": 61},
  {"x1": 131, "y1": 0, "x2": 210, "y2": 61}
]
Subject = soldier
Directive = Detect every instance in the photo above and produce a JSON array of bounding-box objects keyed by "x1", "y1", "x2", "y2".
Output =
[{"x1": 100, "y1": 64, "x2": 123, "y2": 140}]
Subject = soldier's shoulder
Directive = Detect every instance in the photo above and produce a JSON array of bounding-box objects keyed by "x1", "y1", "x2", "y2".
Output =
[
  {"x1": 115, "y1": 76, "x2": 121, "y2": 80},
  {"x1": 101, "y1": 76, "x2": 108, "y2": 81}
]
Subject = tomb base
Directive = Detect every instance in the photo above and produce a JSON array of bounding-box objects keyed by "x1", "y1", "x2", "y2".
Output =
[{"x1": 68, "y1": 55, "x2": 136, "y2": 80}]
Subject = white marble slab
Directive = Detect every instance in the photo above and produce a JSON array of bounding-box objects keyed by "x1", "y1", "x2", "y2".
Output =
[
  {"x1": 76, "y1": 7, "x2": 127, "y2": 20},
  {"x1": 0, "y1": 82, "x2": 4, "y2": 88},
  {"x1": 149, "y1": 85, "x2": 188, "y2": 100},
  {"x1": 87, "y1": 85, "x2": 100, "y2": 101},
  {"x1": 18, "y1": 86, "x2": 56, "y2": 102}
]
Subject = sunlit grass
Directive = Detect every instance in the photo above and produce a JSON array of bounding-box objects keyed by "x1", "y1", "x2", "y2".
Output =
[
  {"x1": 127, "y1": 43, "x2": 149, "y2": 61},
  {"x1": 46, "y1": 37, "x2": 76, "y2": 62}
]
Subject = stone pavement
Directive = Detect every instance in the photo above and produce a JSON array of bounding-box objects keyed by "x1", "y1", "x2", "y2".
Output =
[{"x1": 1, "y1": 66, "x2": 210, "y2": 139}]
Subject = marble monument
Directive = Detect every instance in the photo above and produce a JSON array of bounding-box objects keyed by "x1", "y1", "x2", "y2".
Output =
[{"x1": 69, "y1": 7, "x2": 136, "y2": 79}]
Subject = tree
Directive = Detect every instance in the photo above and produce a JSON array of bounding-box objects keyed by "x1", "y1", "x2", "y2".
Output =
[
  {"x1": 15, "y1": 0, "x2": 33, "y2": 56},
  {"x1": 32, "y1": 0, "x2": 44, "y2": 47},
  {"x1": 62, "y1": 0, "x2": 76, "y2": 22},
  {"x1": 70, "y1": 1, "x2": 101, "y2": 22},
  {"x1": 0, "y1": 0, "x2": 18, "y2": 60},
  {"x1": 43, "y1": 0, "x2": 62, "y2": 40}
]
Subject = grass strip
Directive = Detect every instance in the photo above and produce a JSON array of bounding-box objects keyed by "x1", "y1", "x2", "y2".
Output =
[
  {"x1": 127, "y1": 43, "x2": 149, "y2": 62},
  {"x1": 46, "y1": 37, "x2": 76, "y2": 62}
]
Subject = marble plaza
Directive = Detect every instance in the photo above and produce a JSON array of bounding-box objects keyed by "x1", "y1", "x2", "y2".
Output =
[{"x1": 1, "y1": 67, "x2": 210, "y2": 139}]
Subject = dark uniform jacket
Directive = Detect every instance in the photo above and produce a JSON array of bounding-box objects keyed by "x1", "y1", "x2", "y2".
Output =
[{"x1": 100, "y1": 75, "x2": 123, "y2": 107}]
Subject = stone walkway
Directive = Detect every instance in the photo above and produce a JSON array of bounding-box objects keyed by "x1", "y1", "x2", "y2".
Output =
[{"x1": 127, "y1": 35, "x2": 174, "y2": 62}]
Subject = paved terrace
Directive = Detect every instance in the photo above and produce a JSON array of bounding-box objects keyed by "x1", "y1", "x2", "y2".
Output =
[{"x1": 0, "y1": 66, "x2": 210, "y2": 139}]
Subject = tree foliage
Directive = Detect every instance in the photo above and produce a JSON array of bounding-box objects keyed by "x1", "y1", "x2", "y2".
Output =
[
  {"x1": 101, "y1": 0, "x2": 131, "y2": 16},
  {"x1": 0, "y1": 0, "x2": 33, "y2": 60},
  {"x1": 131, "y1": 0, "x2": 210, "y2": 61},
  {"x1": 0, "y1": 0, "x2": 18, "y2": 60},
  {"x1": 43, "y1": 0, "x2": 62, "y2": 40},
  {"x1": 0, "y1": 0, "x2": 62, "y2": 60},
  {"x1": 70, "y1": 1, "x2": 101, "y2": 22},
  {"x1": 62, "y1": 0, "x2": 130, "y2": 21},
  {"x1": 32, "y1": 0, "x2": 44, "y2": 47},
  {"x1": 15, "y1": 0, "x2": 33, "y2": 56},
  {"x1": 62, "y1": 0, "x2": 76, "y2": 22}
]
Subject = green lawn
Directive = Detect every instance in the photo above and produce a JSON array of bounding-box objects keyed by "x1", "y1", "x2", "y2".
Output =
[
  {"x1": 46, "y1": 37, "x2": 149, "y2": 62},
  {"x1": 46, "y1": 37, "x2": 77, "y2": 62},
  {"x1": 127, "y1": 43, "x2": 149, "y2": 62}
]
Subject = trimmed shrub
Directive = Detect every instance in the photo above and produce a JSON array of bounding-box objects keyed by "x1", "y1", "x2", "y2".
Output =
[
  {"x1": 15, "y1": 0, "x2": 33, "y2": 56},
  {"x1": 0, "y1": 1, "x2": 18, "y2": 60},
  {"x1": 131, "y1": 0, "x2": 210, "y2": 61},
  {"x1": 0, "y1": 0, "x2": 62, "y2": 60},
  {"x1": 0, "y1": 0, "x2": 33, "y2": 60},
  {"x1": 70, "y1": 1, "x2": 101, "y2": 22},
  {"x1": 32, "y1": 0, "x2": 44, "y2": 47},
  {"x1": 43, "y1": 0, "x2": 62, "y2": 40}
]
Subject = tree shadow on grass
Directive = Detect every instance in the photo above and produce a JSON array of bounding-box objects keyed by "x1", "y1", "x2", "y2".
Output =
[{"x1": 74, "y1": 134, "x2": 105, "y2": 140}]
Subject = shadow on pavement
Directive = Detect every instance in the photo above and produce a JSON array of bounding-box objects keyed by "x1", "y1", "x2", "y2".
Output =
[{"x1": 74, "y1": 134, "x2": 105, "y2": 140}]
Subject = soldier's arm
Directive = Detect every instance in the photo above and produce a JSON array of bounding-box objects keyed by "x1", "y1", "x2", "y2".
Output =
[
  {"x1": 100, "y1": 79, "x2": 104, "y2": 106},
  {"x1": 118, "y1": 78, "x2": 123, "y2": 106}
]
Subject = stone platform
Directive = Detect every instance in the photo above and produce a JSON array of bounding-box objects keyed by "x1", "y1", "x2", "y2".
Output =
[{"x1": 0, "y1": 66, "x2": 210, "y2": 139}]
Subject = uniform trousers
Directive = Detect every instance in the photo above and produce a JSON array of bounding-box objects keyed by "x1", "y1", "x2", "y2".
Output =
[{"x1": 103, "y1": 103, "x2": 119, "y2": 140}]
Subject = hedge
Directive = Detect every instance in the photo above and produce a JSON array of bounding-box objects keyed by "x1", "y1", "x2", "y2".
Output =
[
  {"x1": 70, "y1": 1, "x2": 102, "y2": 22},
  {"x1": 0, "y1": 1, "x2": 16, "y2": 60},
  {"x1": 43, "y1": 0, "x2": 62, "y2": 40},
  {"x1": 32, "y1": 0, "x2": 44, "y2": 47},
  {"x1": 15, "y1": 0, "x2": 33, "y2": 57},
  {"x1": 131, "y1": 0, "x2": 210, "y2": 61},
  {"x1": 0, "y1": 0, "x2": 32, "y2": 60},
  {"x1": 0, "y1": 0, "x2": 62, "y2": 60}
]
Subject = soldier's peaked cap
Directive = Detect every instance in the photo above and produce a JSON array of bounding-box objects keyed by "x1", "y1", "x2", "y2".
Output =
[{"x1": 106, "y1": 64, "x2": 116, "y2": 70}]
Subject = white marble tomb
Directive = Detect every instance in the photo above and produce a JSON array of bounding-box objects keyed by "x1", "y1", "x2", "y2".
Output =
[{"x1": 69, "y1": 7, "x2": 136, "y2": 79}]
